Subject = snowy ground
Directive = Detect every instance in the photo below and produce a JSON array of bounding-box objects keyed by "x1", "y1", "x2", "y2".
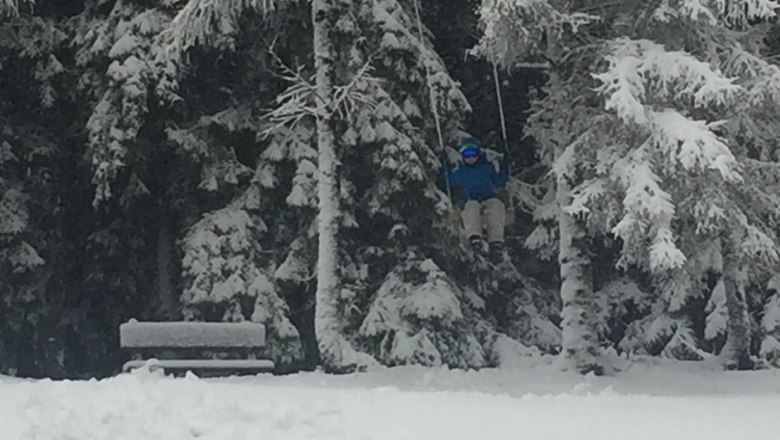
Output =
[{"x1": 2, "y1": 358, "x2": 780, "y2": 440}]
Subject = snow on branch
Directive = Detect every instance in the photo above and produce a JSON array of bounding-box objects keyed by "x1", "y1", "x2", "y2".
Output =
[
  {"x1": 612, "y1": 150, "x2": 675, "y2": 226},
  {"x1": 166, "y1": 0, "x2": 283, "y2": 54},
  {"x1": 611, "y1": 146, "x2": 687, "y2": 272},
  {"x1": 262, "y1": 63, "x2": 318, "y2": 135},
  {"x1": 654, "y1": 0, "x2": 721, "y2": 23},
  {"x1": 731, "y1": 211, "x2": 780, "y2": 262},
  {"x1": 595, "y1": 38, "x2": 741, "y2": 124},
  {"x1": 359, "y1": 257, "x2": 485, "y2": 368},
  {"x1": 0, "y1": 186, "x2": 28, "y2": 235},
  {"x1": 717, "y1": 0, "x2": 779, "y2": 24},
  {"x1": 179, "y1": 197, "x2": 303, "y2": 364},
  {"x1": 654, "y1": 0, "x2": 778, "y2": 25},
  {"x1": 181, "y1": 201, "x2": 267, "y2": 307},
  {"x1": 262, "y1": 47, "x2": 379, "y2": 136},
  {"x1": 286, "y1": 159, "x2": 317, "y2": 208},
  {"x1": 331, "y1": 60, "x2": 381, "y2": 121},
  {"x1": 551, "y1": 117, "x2": 609, "y2": 179},
  {"x1": 85, "y1": 7, "x2": 171, "y2": 206},
  {"x1": 595, "y1": 38, "x2": 743, "y2": 182},
  {"x1": 566, "y1": 178, "x2": 609, "y2": 216},
  {"x1": 648, "y1": 227, "x2": 687, "y2": 272},
  {"x1": 166, "y1": 109, "x2": 255, "y2": 192},
  {"x1": 474, "y1": 0, "x2": 597, "y2": 67},
  {"x1": 594, "y1": 53, "x2": 647, "y2": 124},
  {"x1": 649, "y1": 109, "x2": 741, "y2": 182},
  {"x1": 372, "y1": 0, "x2": 469, "y2": 114},
  {"x1": 722, "y1": 44, "x2": 780, "y2": 104}
]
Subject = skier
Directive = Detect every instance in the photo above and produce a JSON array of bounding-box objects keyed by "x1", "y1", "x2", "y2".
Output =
[{"x1": 441, "y1": 135, "x2": 509, "y2": 259}]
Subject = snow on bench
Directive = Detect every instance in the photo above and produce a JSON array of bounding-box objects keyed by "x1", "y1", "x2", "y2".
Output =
[
  {"x1": 120, "y1": 320, "x2": 267, "y2": 349},
  {"x1": 119, "y1": 320, "x2": 274, "y2": 375}
]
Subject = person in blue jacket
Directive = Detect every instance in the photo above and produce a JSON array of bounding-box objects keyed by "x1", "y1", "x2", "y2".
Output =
[{"x1": 441, "y1": 136, "x2": 509, "y2": 253}]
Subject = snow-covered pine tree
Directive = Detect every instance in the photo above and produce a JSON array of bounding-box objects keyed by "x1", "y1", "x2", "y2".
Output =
[
  {"x1": 583, "y1": 1, "x2": 780, "y2": 368},
  {"x1": 475, "y1": 0, "x2": 605, "y2": 373},
  {"x1": 359, "y1": 255, "x2": 486, "y2": 367},
  {"x1": 616, "y1": 228, "x2": 720, "y2": 361},
  {"x1": 0, "y1": 6, "x2": 76, "y2": 375},
  {"x1": 171, "y1": 71, "x2": 318, "y2": 368},
  {"x1": 477, "y1": 0, "x2": 780, "y2": 371},
  {"x1": 262, "y1": 0, "x2": 501, "y2": 368},
  {"x1": 343, "y1": 0, "x2": 497, "y2": 367},
  {"x1": 0, "y1": 138, "x2": 48, "y2": 375},
  {"x1": 710, "y1": 1, "x2": 780, "y2": 368},
  {"x1": 72, "y1": 0, "x2": 175, "y2": 206},
  {"x1": 180, "y1": 189, "x2": 304, "y2": 366},
  {"x1": 68, "y1": 0, "x2": 202, "y2": 324},
  {"x1": 613, "y1": 1, "x2": 778, "y2": 368},
  {"x1": 67, "y1": 2, "x2": 200, "y2": 332},
  {"x1": 161, "y1": 0, "x2": 374, "y2": 370},
  {"x1": 151, "y1": 0, "x2": 316, "y2": 366},
  {"x1": 571, "y1": 19, "x2": 733, "y2": 365}
]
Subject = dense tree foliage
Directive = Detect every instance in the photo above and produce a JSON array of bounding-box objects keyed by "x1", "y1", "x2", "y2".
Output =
[{"x1": 0, "y1": 0, "x2": 778, "y2": 377}]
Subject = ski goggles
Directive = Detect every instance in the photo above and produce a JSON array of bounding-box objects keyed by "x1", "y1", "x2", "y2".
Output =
[{"x1": 460, "y1": 148, "x2": 479, "y2": 158}]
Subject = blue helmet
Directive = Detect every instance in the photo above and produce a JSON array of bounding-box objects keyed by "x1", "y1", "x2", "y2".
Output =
[{"x1": 458, "y1": 136, "x2": 480, "y2": 159}]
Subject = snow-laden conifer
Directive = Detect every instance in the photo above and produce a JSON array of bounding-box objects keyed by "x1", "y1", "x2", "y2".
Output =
[
  {"x1": 260, "y1": 0, "x2": 509, "y2": 368},
  {"x1": 360, "y1": 256, "x2": 485, "y2": 367},
  {"x1": 166, "y1": 108, "x2": 256, "y2": 193},
  {"x1": 587, "y1": 1, "x2": 780, "y2": 367},
  {"x1": 0, "y1": 140, "x2": 45, "y2": 276},
  {"x1": 74, "y1": 1, "x2": 173, "y2": 205},
  {"x1": 0, "y1": 6, "x2": 72, "y2": 374},
  {"x1": 181, "y1": 193, "x2": 304, "y2": 366},
  {"x1": 477, "y1": 0, "x2": 605, "y2": 373},
  {"x1": 477, "y1": 0, "x2": 780, "y2": 371},
  {"x1": 348, "y1": 0, "x2": 544, "y2": 366},
  {"x1": 166, "y1": 0, "x2": 284, "y2": 54}
]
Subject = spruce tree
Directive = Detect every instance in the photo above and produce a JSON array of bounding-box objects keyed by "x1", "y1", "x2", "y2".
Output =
[{"x1": 475, "y1": 0, "x2": 605, "y2": 373}]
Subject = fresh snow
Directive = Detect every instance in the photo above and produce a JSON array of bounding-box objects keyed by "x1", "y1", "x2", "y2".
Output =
[
  {"x1": 119, "y1": 321, "x2": 266, "y2": 348},
  {"x1": 2, "y1": 360, "x2": 780, "y2": 440}
]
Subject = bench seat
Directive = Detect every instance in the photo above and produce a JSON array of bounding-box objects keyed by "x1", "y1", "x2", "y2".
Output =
[{"x1": 119, "y1": 320, "x2": 274, "y2": 375}]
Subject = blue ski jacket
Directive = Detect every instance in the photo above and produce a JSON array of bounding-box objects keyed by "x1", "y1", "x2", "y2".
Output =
[{"x1": 441, "y1": 154, "x2": 508, "y2": 204}]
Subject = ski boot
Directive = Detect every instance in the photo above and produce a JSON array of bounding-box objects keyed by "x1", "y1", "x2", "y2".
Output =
[{"x1": 469, "y1": 235, "x2": 489, "y2": 256}]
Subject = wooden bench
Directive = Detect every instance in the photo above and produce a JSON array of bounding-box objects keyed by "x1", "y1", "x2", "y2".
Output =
[{"x1": 119, "y1": 320, "x2": 274, "y2": 376}]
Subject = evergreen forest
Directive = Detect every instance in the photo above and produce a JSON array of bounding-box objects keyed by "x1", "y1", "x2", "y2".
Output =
[{"x1": 1, "y1": 0, "x2": 779, "y2": 378}]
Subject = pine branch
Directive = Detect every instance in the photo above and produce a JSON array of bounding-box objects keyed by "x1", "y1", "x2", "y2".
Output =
[
  {"x1": 166, "y1": 0, "x2": 281, "y2": 53},
  {"x1": 331, "y1": 57, "x2": 380, "y2": 120},
  {"x1": 260, "y1": 43, "x2": 319, "y2": 137},
  {"x1": 262, "y1": 38, "x2": 381, "y2": 134}
]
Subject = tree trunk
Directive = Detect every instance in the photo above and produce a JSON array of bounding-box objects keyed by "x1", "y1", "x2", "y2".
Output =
[
  {"x1": 311, "y1": 0, "x2": 370, "y2": 372},
  {"x1": 557, "y1": 174, "x2": 602, "y2": 374},
  {"x1": 546, "y1": 27, "x2": 602, "y2": 374},
  {"x1": 721, "y1": 249, "x2": 753, "y2": 370},
  {"x1": 156, "y1": 214, "x2": 178, "y2": 320}
]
